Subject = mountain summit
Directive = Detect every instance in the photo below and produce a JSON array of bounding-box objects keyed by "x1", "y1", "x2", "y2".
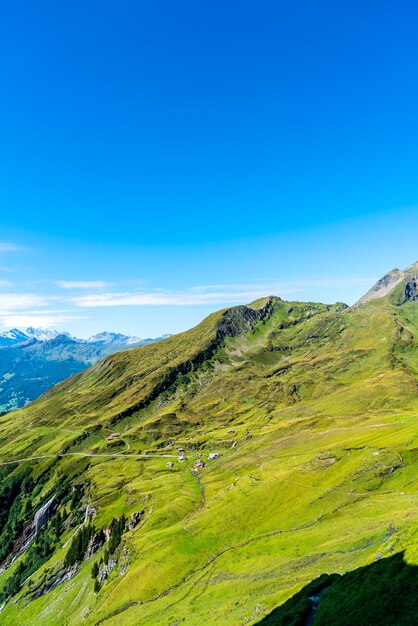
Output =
[
  {"x1": 25, "y1": 327, "x2": 65, "y2": 342},
  {"x1": 86, "y1": 331, "x2": 143, "y2": 345},
  {"x1": 356, "y1": 261, "x2": 418, "y2": 305},
  {"x1": 2, "y1": 291, "x2": 418, "y2": 624}
]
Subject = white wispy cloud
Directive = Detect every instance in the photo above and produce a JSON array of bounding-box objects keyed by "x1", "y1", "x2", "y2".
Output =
[
  {"x1": 0, "y1": 312, "x2": 88, "y2": 329},
  {"x1": 73, "y1": 290, "x2": 269, "y2": 307},
  {"x1": 0, "y1": 242, "x2": 24, "y2": 253},
  {"x1": 0, "y1": 276, "x2": 375, "y2": 331},
  {"x1": 0, "y1": 280, "x2": 12, "y2": 287},
  {"x1": 56, "y1": 280, "x2": 111, "y2": 290},
  {"x1": 0, "y1": 293, "x2": 57, "y2": 311},
  {"x1": 72, "y1": 277, "x2": 375, "y2": 308}
]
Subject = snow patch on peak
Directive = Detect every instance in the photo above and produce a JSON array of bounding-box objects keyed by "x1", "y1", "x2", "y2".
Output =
[
  {"x1": 25, "y1": 327, "x2": 62, "y2": 342},
  {"x1": 86, "y1": 332, "x2": 143, "y2": 346},
  {"x1": 0, "y1": 328, "x2": 30, "y2": 347}
]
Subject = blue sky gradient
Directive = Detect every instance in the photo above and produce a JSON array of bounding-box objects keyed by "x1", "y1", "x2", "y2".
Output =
[{"x1": 1, "y1": 1, "x2": 418, "y2": 336}]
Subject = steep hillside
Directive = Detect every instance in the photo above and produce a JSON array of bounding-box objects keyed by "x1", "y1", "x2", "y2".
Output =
[
  {"x1": 257, "y1": 552, "x2": 418, "y2": 626},
  {"x1": 1, "y1": 286, "x2": 418, "y2": 624},
  {"x1": 0, "y1": 332, "x2": 167, "y2": 413}
]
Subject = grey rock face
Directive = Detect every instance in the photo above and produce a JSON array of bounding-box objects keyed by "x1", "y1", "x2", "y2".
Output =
[
  {"x1": 86, "y1": 530, "x2": 105, "y2": 559},
  {"x1": 356, "y1": 269, "x2": 404, "y2": 305},
  {"x1": 127, "y1": 511, "x2": 144, "y2": 530},
  {"x1": 356, "y1": 262, "x2": 418, "y2": 306},
  {"x1": 403, "y1": 278, "x2": 418, "y2": 302}
]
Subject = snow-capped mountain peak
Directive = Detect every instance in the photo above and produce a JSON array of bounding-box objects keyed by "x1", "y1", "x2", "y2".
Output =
[
  {"x1": 6, "y1": 329, "x2": 27, "y2": 340},
  {"x1": 25, "y1": 327, "x2": 63, "y2": 342},
  {"x1": 0, "y1": 329, "x2": 29, "y2": 347},
  {"x1": 0, "y1": 327, "x2": 169, "y2": 350},
  {"x1": 86, "y1": 331, "x2": 143, "y2": 346}
]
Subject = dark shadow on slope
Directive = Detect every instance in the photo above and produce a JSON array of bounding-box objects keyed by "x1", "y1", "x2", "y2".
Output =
[{"x1": 256, "y1": 552, "x2": 418, "y2": 626}]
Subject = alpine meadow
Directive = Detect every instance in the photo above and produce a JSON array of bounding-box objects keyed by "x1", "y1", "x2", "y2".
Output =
[
  {"x1": 3, "y1": 1, "x2": 418, "y2": 624},
  {"x1": 2, "y1": 263, "x2": 418, "y2": 624}
]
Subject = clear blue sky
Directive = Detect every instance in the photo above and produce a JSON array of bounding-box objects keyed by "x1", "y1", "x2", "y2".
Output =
[{"x1": 0, "y1": 1, "x2": 418, "y2": 337}]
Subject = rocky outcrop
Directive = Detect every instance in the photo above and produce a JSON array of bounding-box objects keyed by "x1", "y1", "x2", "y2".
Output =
[
  {"x1": 98, "y1": 557, "x2": 117, "y2": 583},
  {"x1": 27, "y1": 565, "x2": 78, "y2": 602},
  {"x1": 356, "y1": 262, "x2": 418, "y2": 306},
  {"x1": 355, "y1": 269, "x2": 405, "y2": 305},
  {"x1": 215, "y1": 300, "x2": 275, "y2": 340},
  {"x1": 86, "y1": 530, "x2": 105, "y2": 559},
  {"x1": 108, "y1": 298, "x2": 280, "y2": 426},
  {"x1": 127, "y1": 511, "x2": 144, "y2": 530},
  {"x1": 394, "y1": 277, "x2": 418, "y2": 304}
]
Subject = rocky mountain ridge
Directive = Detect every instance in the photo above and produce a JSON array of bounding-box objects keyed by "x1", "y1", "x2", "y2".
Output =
[{"x1": 356, "y1": 261, "x2": 418, "y2": 305}]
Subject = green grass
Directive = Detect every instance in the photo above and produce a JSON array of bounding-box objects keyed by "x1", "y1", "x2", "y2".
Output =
[
  {"x1": 2, "y1": 296, "x2": 418, "y2": 623},
  {"x1": 257, "y1": 552, "x2": 418, "y2": 626}
]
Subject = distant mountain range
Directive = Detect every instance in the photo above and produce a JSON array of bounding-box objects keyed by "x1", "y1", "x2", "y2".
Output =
[
  {"x1": 0, "y1": 326, "x2": 152, "y2": 347},
  {"x1": 5, "y1": 264, "x2": 418, "y2": 623},
  {"x1": 0, "y1": 327, "x2": 170, "y2": 412}
]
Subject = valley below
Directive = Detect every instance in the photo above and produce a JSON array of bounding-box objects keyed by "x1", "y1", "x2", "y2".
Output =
[{"x1": 2, "y1": 268, "x2": 418, "y2": 624}]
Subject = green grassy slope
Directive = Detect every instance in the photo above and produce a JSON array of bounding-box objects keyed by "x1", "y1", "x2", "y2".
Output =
[
  {"x1": 257, "y1": 552, "x2": 418, "y2": 626},
  {"x1": 1, "y1": 294, "x2": 418, "y2": 624},
  {"x1": 0, "y1": 333, "x2": 160, "y2": 413}
]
